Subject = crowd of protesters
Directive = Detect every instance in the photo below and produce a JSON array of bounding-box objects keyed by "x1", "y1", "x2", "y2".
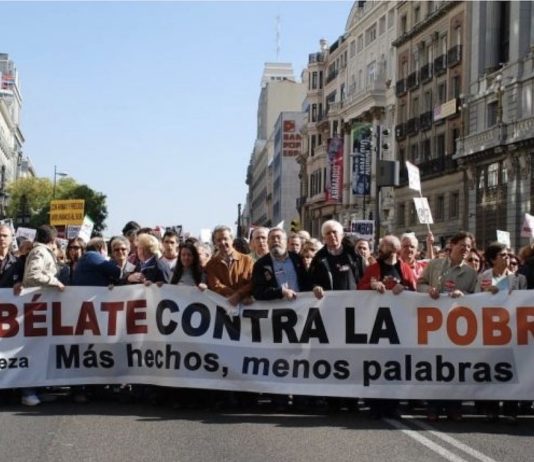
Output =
[{"x1": 1, "y1": 218, "x2": 533, "y2": 423}]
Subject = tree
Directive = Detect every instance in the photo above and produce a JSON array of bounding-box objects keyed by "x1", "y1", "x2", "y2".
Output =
[{"x1": 6, "y1": 177, "x2": 108, "y2": 232}]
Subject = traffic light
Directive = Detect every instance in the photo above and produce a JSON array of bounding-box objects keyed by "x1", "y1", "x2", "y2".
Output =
[{"x1": 291, "y1": 220, "x2": 300, "y2": 233}]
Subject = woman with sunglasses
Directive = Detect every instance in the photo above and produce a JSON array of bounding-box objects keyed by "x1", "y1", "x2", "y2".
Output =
[
  {"x1": 61, "y1": 237, "x2": 86, "y2": 285},
  {"x1": 476, "y1": 242, "x2": 526, "y2": 422}
]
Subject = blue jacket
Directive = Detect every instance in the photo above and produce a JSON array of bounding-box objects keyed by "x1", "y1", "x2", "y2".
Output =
[{"x1": 72, "y1": 251, "x2": 121, "y2": 286}]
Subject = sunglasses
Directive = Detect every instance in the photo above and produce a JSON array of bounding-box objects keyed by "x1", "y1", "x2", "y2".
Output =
[
  {"x1": 509, "y1": 261, "x2": 518, "y2": 266},
  {"x1": 467, "y1": 258, "x2": 480, "y2": 263}
]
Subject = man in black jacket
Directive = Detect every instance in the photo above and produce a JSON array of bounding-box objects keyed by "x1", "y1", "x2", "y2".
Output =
[
  {"x1": 253, "y1": 227, "x2": 309, "y2": 300},
  {"x1": 310, "y1": 219, "x2": 363, "y2": 299}
]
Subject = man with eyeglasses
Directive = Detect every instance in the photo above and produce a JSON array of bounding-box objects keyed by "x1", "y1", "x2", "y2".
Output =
[{"x1": 417, "y1": 231, "x2": 478, "y2": 422}]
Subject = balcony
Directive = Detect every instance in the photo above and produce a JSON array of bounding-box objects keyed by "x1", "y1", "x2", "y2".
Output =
[
  {"x1": 395, "y1": 78, "x2": 407, "y2": 96},
  {"x1": 395, "y1": 123, "x2": 406, "y2": 141},
  {"x1": 328, "y1": 101, "x2": 343, "y2": 116},
  {"x1": 308, "y1": 52, "x2": 325, "y2": 65},
  {"x1": 506, "y1": 115, "x2": 534, "y2": 145},
  {"x1": 455, "y1": 124, "x2": 507, "y2": 159},
  {"x1": 407, "y1": 71, "x2": 419, "y2": 91},
  {"x1": 326, "y1": 69, "x2": 338, "y2": 84},
  {"x1": 420, "y1": 63, "x2": 433, "y2": 83},
  {"x1": 447, "y1": 45, "x2": 462, "y2": 68},
  {"x1": 406, "y1": 117, "x2": 419, "y2": 136},
  {"x1": 419, "y1": 111, "x2": 433, "y2": 131},
  {"x1": 343, "y1": 77, "x2": 387, "y2": 114},
  {"x1": 419, "y1": 155, "x2": 458, "y2": 179},
  {"x1": 434, "y1": 54, "x2": 447, "y2": 75}
]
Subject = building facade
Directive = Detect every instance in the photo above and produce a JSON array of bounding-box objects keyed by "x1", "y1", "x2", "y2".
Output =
[
  {"x1": 0, "y1": 53, "x2": 34, "y2": 219},
  {"x1": 245, "y1": 63, "x2": 306, "y2": 229},
  {"x1": 456, "y1": 1, "x2": 534, "y2": 250},
  {"x1": 391, "y1": 1, "x2": 467, "y2": 247}
]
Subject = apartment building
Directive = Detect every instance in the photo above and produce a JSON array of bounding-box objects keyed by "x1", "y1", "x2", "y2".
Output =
[
  {"x1": 455, "y1": 1, "x2": 534, "y2": 249},
  {"x1": 391, "y1": 1, "x2": 467, "y2": 247}
]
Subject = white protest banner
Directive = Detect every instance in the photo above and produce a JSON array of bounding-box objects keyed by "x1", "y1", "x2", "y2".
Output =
[
  {"x1": 77, "y1": 215, "x2": 94, "y2": 243},
  {"x1": 496, "y1": 230, "x2": 511, "y2": 248},
  {"x1": 405, "y1": 161, "x2": 421, "y2": 192},
  {"x1": 1, "y1": 286, "x2": 534, "y2": 400},
  {"x1": 413, "y1": 197, "x2": 433, "y2": 224},
  {"x1": 350, "y1": 220, "x2": 375, "y2": 241},
  {"x1": 521, "y1": 213, "x2": 534, "y2": 238},
  {"x1": 15, "y1": 227, "x2": 36, "y2": 242}
]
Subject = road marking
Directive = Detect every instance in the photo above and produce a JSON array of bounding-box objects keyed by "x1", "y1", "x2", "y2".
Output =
[
  {"x1": 409, "y1": 419, "x2": 498, "y2": 462},
  {"x1": 383, "y1": 418, "x2": 470, "y2": 462}
]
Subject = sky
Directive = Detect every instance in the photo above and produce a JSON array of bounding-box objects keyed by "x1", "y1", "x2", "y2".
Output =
[{"x1": 0, "y1": 0, "x2": 353, "y2": 237}]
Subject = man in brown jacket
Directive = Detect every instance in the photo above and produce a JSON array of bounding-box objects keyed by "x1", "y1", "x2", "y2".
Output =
[{"x1": 206, "y1": 225, "x2": 254, "y2": 306}]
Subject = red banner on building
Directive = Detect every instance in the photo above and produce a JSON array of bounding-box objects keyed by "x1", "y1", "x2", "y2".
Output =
[{"x1": 325, "y1": 135, "x2": 344, "y2": 202}]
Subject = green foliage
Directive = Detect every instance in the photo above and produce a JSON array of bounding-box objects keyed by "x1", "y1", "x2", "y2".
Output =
[{"x1": 6, "y1": 176, "x2": 108, "y2": 232}]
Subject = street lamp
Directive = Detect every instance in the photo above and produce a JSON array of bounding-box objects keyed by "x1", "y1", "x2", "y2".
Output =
[{"x1": 53, "y1": 165, "x2": 68, "y2": 198}]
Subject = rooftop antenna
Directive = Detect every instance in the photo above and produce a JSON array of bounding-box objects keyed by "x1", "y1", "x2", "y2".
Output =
[{"x1": 275, "y1": 15, "x2": 281, "y2": 60}]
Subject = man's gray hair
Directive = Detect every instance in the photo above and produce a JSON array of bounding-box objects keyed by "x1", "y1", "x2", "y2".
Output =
[
  {"x1": 212, "y1": 225, "x2": 233, "y2": 244},
  {"x1": 321, "y1": 219, "x2": 343, "y2": 237}
]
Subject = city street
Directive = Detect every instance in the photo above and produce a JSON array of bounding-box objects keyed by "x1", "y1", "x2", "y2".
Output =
[{"x1": 1, "y1": 399, "x2": 533, "y2": 462}]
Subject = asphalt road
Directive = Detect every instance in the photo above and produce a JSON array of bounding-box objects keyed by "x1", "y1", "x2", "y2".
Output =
[{"x1": 0, "y1": 400, "x2": 533, "y2": 462}]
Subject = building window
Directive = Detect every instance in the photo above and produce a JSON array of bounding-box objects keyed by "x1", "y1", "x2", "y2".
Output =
[
  {"x1": 398, "y1": 203, "x2": 406, "y2": 227},
  {"x1": 424, "y1": 90, "x2": 432, "y2": 111},
  {"x1": 310, "y1": 135, "x2": 316, "y2": 157},
  {"x1": 350, "y1": 41, "x2": 356, "y2": 58},
  {"x1": 488, "y1": 162, "x2": 499, "y2": 188},
  {"x1": 388, "y1": 9, "x2": 394, "y2": 29},
  {"x1": 450, "y1": 191, "x2": 459, "y2": 218},
  {"x1": 436, "y1": 134, "x2": 446, "y2": 157},
  {"x1": 487, "y1": 102, "x2": 498, "y2": 127},
  {"x1": 411, "y1": 96, "x2": 419, "y2": 118},
  {"x1": 435, "y1": 195, "x2": 445, "y2": 221},
  {"x1": 312, "y1": 72, "x2": 318, "y2": 90},
  {"x1": 438, "y1": 81, "x2": 447, "y2": 104},
  {"x1": 367, "y1": 61, "x2": 376, "y2": 86},
  {"x1": 410, "y1": 143, "x2": 419, "y2": 163},
  {"x1": 357, "y1": 34, "x2": 364, "y2": 52},
  {"x1": 319, "y1": 71, "x2": 323, "y2": 89},
  {"x1": 451, "y1": 74, "x2": 461, "y2": 98},
  {"x1": 451, "y1": 127, "x2": 460, "y2": 154},
  {"x1": 414, "y1": 5, "x2": 420, "y2": 24},
  {"x1": 365, "y1": 24, "x2": 377, "y2": 45},
  {"x1": 400, "y1": 15, "x2": 407, "y2": 35},
  {"x1": 379, "y1": 15, "x2": 386, "y2": 35},
  {"x1": 422, "y1": 139, "x2": 431, "y2": 161}
]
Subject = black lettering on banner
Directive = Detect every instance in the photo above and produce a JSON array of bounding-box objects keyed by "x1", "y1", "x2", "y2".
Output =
[
  {"x1": 156, "y1": 299, "x2": 179, "y2": 335},
  {"x1": 125, "y1": 343, "x2": 220, "y2": 372},
  {"x1": 345, "y1": 307, "x2": 399, "y2": 344},
  {"x1": 242, "y1": 356, "x2": 350, "y2": 380},
  {"x1": 272, "y1": 309, "x2": 298, "y2": 343},
  {"x1": 213, "y1": 306, "x2": 240, "y2": 340},
  {"x1": 0, "y1": 356, "x2": 29, "y2": 369},
  {"x1": 55, "y1": 344, "x2": 114, "y2": 369},
  {"x1": 362, "y1": 354, "x2": 514, "y2": 386},
  {"x1": 242, "y1": 309, "x2": 268, "y2": 342},
  {"x1": 182, "y1": 303, "x2": 210, "y2": 337},
  {"x1": 300, "y1": 308, "x2": 329, "y2": 343}
]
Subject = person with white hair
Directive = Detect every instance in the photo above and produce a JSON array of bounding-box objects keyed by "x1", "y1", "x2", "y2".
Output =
[
  {"x1": 250, "y1": 227, "x2": 269, "y2": 261},
  {"x1": 399, "y1": 232, "x2": 434, "y2": 280},
  {"x1": 310, "y1": 220, "x2": 364, "y2": 299}
]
